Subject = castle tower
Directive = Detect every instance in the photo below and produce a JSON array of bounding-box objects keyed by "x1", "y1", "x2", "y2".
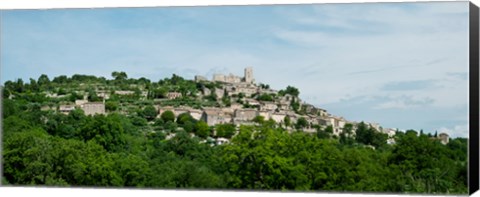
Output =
[{"x1": 244, "y1": 67, "x2": 254, "y2": 84}]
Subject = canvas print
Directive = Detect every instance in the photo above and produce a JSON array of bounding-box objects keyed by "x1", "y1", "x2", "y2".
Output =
[{"x1": 1, "y1": 2, "x2": 471, "y2": 194}]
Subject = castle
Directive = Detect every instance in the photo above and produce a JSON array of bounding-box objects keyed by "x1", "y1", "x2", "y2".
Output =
[{"x1": 196, "y1": 67, "x2": 255, "y2": 84}]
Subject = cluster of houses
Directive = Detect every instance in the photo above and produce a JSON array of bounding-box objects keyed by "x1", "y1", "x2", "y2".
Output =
[
  {"x1": 40, "y1": 67, "x2": 450, "y2": 145},
  {"x1": 58, "y1": 101, "x2": 105, "y2": 116},
  {"x1": 161, "y1": 68, "x2": 399, "y2": 141}
]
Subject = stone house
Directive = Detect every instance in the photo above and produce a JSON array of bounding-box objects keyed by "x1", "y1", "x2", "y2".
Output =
[
  {"x1": 213, "y1": 74, "x2": 226, "y2": 82},
  {"x1": 258, "y1": 110, "x2": 272, "y2": 120},
  {"x1": 244, "y1": 98, "x2": 260, "y2": 107},
  {"x1": 203, "y1": 87, "x2": 212, "y2": 96},
  {"x1": 367, "y1": 122, "x2": 381, "y2": 131},
  {"x1": 214, "y1": 88, "x2": 224, "y2": 99},
  {"x1": 114, "y1": 90, "x2": 135, "y2": 95},
  {"x1": 236, "y1": 86, "x2": 258, "y2": 97},
  {"x1": 278, "y1": 103, "x2": 291, "y2": 110},
  {"x1": 96, "y1": 90, "x2": 110, "y2": 100},
  {"x1": 59, "y1": 105, "x2": 76, "y2": 114},
  {"x1": 189, "y1": 109, "x2": 203, "y2": 120},
  {"x1": 332, "y1": 116, "x2": 346, "y2": 128},
  {"x1": 201, "y1": 108, "x2": 229, "y2": 126},
  {"x1": 260, "y1": 101, "x2": 277, "y2": 111},
  {"x1": 306, "y1": 115, "x2": 318, "y2": 125},
  {"x1": 166, "y1": 92, "x2": 182, "y2": 100},
  {"x1": 195, "y1": 75, "x2": 207, "y2": 82},
  {"x1": 75, "y1": 99, "x2": 88, "y2": 106},
  {"x1": 318, "y1": 108, "x2": 328, "y2": 117},
  {"x1": 234, "y1": 109, "x2": 258, "y2": 121},
  {"x1": 438, "y1": 133, "x2": 450, "y2": 145},
  {"x1": 221, "y1": 107, "x2": 235, "y2": 114},
  {"x1": 317, "y1": 116, "x2": 335, "y2": 127},
  {"x1": 223, "y1": 114, "x2": 233, "y2": 124},
  {"x1": 225, "y1": 74, "x2": 242, "y2": 84},
  {"x1": 271, "y1": 112, "x2": 287, "y2": 123},
  {"x1": 382, "y1": 128, "x2": 397, "y2": 138},
  {"x1": 230, "y1": 103, "x2": 243, "y2": 110},
  {"x1": 82, "y1": 102, "x2": 106, "y2": 116},
  {"x1": 166, "y1": 92, "x2": 181, "y2": 100}
]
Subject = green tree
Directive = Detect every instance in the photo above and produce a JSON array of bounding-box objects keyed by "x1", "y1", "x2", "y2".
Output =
[
  {"x1": 215, "y1": 123, "x2": 236, "y2": 138},
  {"x1": 252, "y1": 115, "x2": 265, "y2": 124},
  {"x1": 295, "y1": 117, "x2": 308, "y2": 129},
  {"x1": 161, "y1": 110, "x2": 175, "y2": 123},
  {"x1": 257, "y1": 94, "x2": 273, "y2": 101},
  {"x1": 80, "y1": 114, "x2": 127, "y2": 152},
  {"x1": 105, "y1": 101, "x2": 119, "y2": 112},
  {"x1": 38, "y1": 74, "x2": 50, "y2": 87},
  {"x1": 176, "y1": 113, "x2": 195, "y2": 125},
  {"x1": 142, "y1": 105, "x2": 158, "y2": 121},
  {"x1": 280, "y1": 86, "x2": 300, "y2": 97},
  {"x1": 112, "y1": 71, "x2": 128, "y2": 81},
  {"x1": 339, "y1": 124, "x2": 355, "y2": 145},
  {"x1": 52, "y1": 75, "x2": 68, "y2": 84},
  {"x1": 284, "y1": 116, "x2": 291, "y2": 127},
  {"x1": 195, "y1": 121, "x2": 210, "y2": 138}
]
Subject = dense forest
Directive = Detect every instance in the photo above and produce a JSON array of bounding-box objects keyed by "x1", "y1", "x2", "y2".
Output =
[{"x1": 1, "y1": 73, "x2": 468, "y2": 194}]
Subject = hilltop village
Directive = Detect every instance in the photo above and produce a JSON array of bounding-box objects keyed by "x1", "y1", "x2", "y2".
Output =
[
  {"x1": 4, "y1": 67, "x2": 449, "y2": 146},
  {"x1": 3, "y1": 66, "x2": 465, "y2": 193}
]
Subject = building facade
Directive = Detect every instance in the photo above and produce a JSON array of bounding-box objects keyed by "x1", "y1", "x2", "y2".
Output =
[{"x1": 82, "y1": 102, "x2": 106, "y2": 116}]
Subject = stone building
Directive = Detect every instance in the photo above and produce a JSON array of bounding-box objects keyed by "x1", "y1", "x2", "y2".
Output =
[
  {"x1": 166, "y1": 92, "x2": 182, "y2": 100},
  {"x1": 278, "y1": 103, "x2": 290, "y2": 110},
  {"x1": 271, "y1": 112, "x2": 287, "y2": 123},
  {"x1": 438, "y1": 133, "x2": 450, "y2": 145},
  {"x1": 225, "y1": 74, "x2": 242, "y2": 83},
  {"x1": 234, "y1": 109, "x2": 258, "y2": 122},
  {"x1": 244, "y1": 98, "x2": 260, "y2": 107},
  {"x1": 230, "y1": 103, "x2": 243, "y2": 111},
  {"x1": 189, "y1": 109, "x2": 203, "y2": 120},
  {"x1": 82, "y1": 102, "x2": 106, "y2": 116},
  {"x1": 244, "y1": 67, "x2": 254, "y2": 84},
  {"x1": 75, "y1": 99, "x2": 88, "y2": 106},
  {"x1": 236, "y1": 86, "x2": 258, "y2": 97},
  {"x1": 212, "y1": 67, "x2": 255, "y2": 84},
  {"x1": 213, "y1": 74, "x2": 226, "y2": 82},
  {"x1": 317, "y1": 116, "x2": 334, "y2": 127},
  {"x1": 367, "y1": 122, "x2": 381, "y2": 131},
  {"x1": 258, "y1": 110, "x2": 272, "y2": 120},
  {"x1": 195, "y1": 75, "x2": 207, "y2": 82},
  {"x1": 114, "y1": 90, "x2": 135, "y2": 95},
  {"x1": 214, "y1": 88, "x2": 225, "y2": 99},
  {"x1": 203, "y1": 87, "x2": 211, "y2": 96},
  {"x1": 260, "y1": 101, "x2": 277, "y2": 111},
  {"x1": 59, "y1": 105, "x2": 75, "y2": 114},
  {"x1": 201, "y1": 108, "x2": 229, "y2": 126},
  {"x1": 96, "y1": 90, "x2": 110, "y2": 100},
  {"x1": 318, "y1": 108, "x2": 328, "y2": 117}
]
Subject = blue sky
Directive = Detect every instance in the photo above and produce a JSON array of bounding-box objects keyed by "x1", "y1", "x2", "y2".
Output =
[{"x1": 1, "y1": 2, "x2": 470, "y2": 137}]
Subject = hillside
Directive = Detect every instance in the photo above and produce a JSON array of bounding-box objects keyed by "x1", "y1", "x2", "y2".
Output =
[{"x1": 1, "y1": 69, "x2": 467, "y2": 193}]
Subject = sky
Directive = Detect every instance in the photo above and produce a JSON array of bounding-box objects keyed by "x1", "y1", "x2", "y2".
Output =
[{"x1": 0, "y1": 2, "x2": 470, "y2": 137}]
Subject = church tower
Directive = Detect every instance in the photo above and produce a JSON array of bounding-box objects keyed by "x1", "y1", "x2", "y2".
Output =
[{"x1": 244, "y1": 67, "x2": 254, "y2": 84}]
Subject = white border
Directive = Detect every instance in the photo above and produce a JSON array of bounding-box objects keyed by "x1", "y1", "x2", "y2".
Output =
[
  {"x1": 0, "y1": 0, "x2": 476, "y2": 9},
  {"x1": 0, "y1": 0, "x2": 477, "y2": 197}
]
